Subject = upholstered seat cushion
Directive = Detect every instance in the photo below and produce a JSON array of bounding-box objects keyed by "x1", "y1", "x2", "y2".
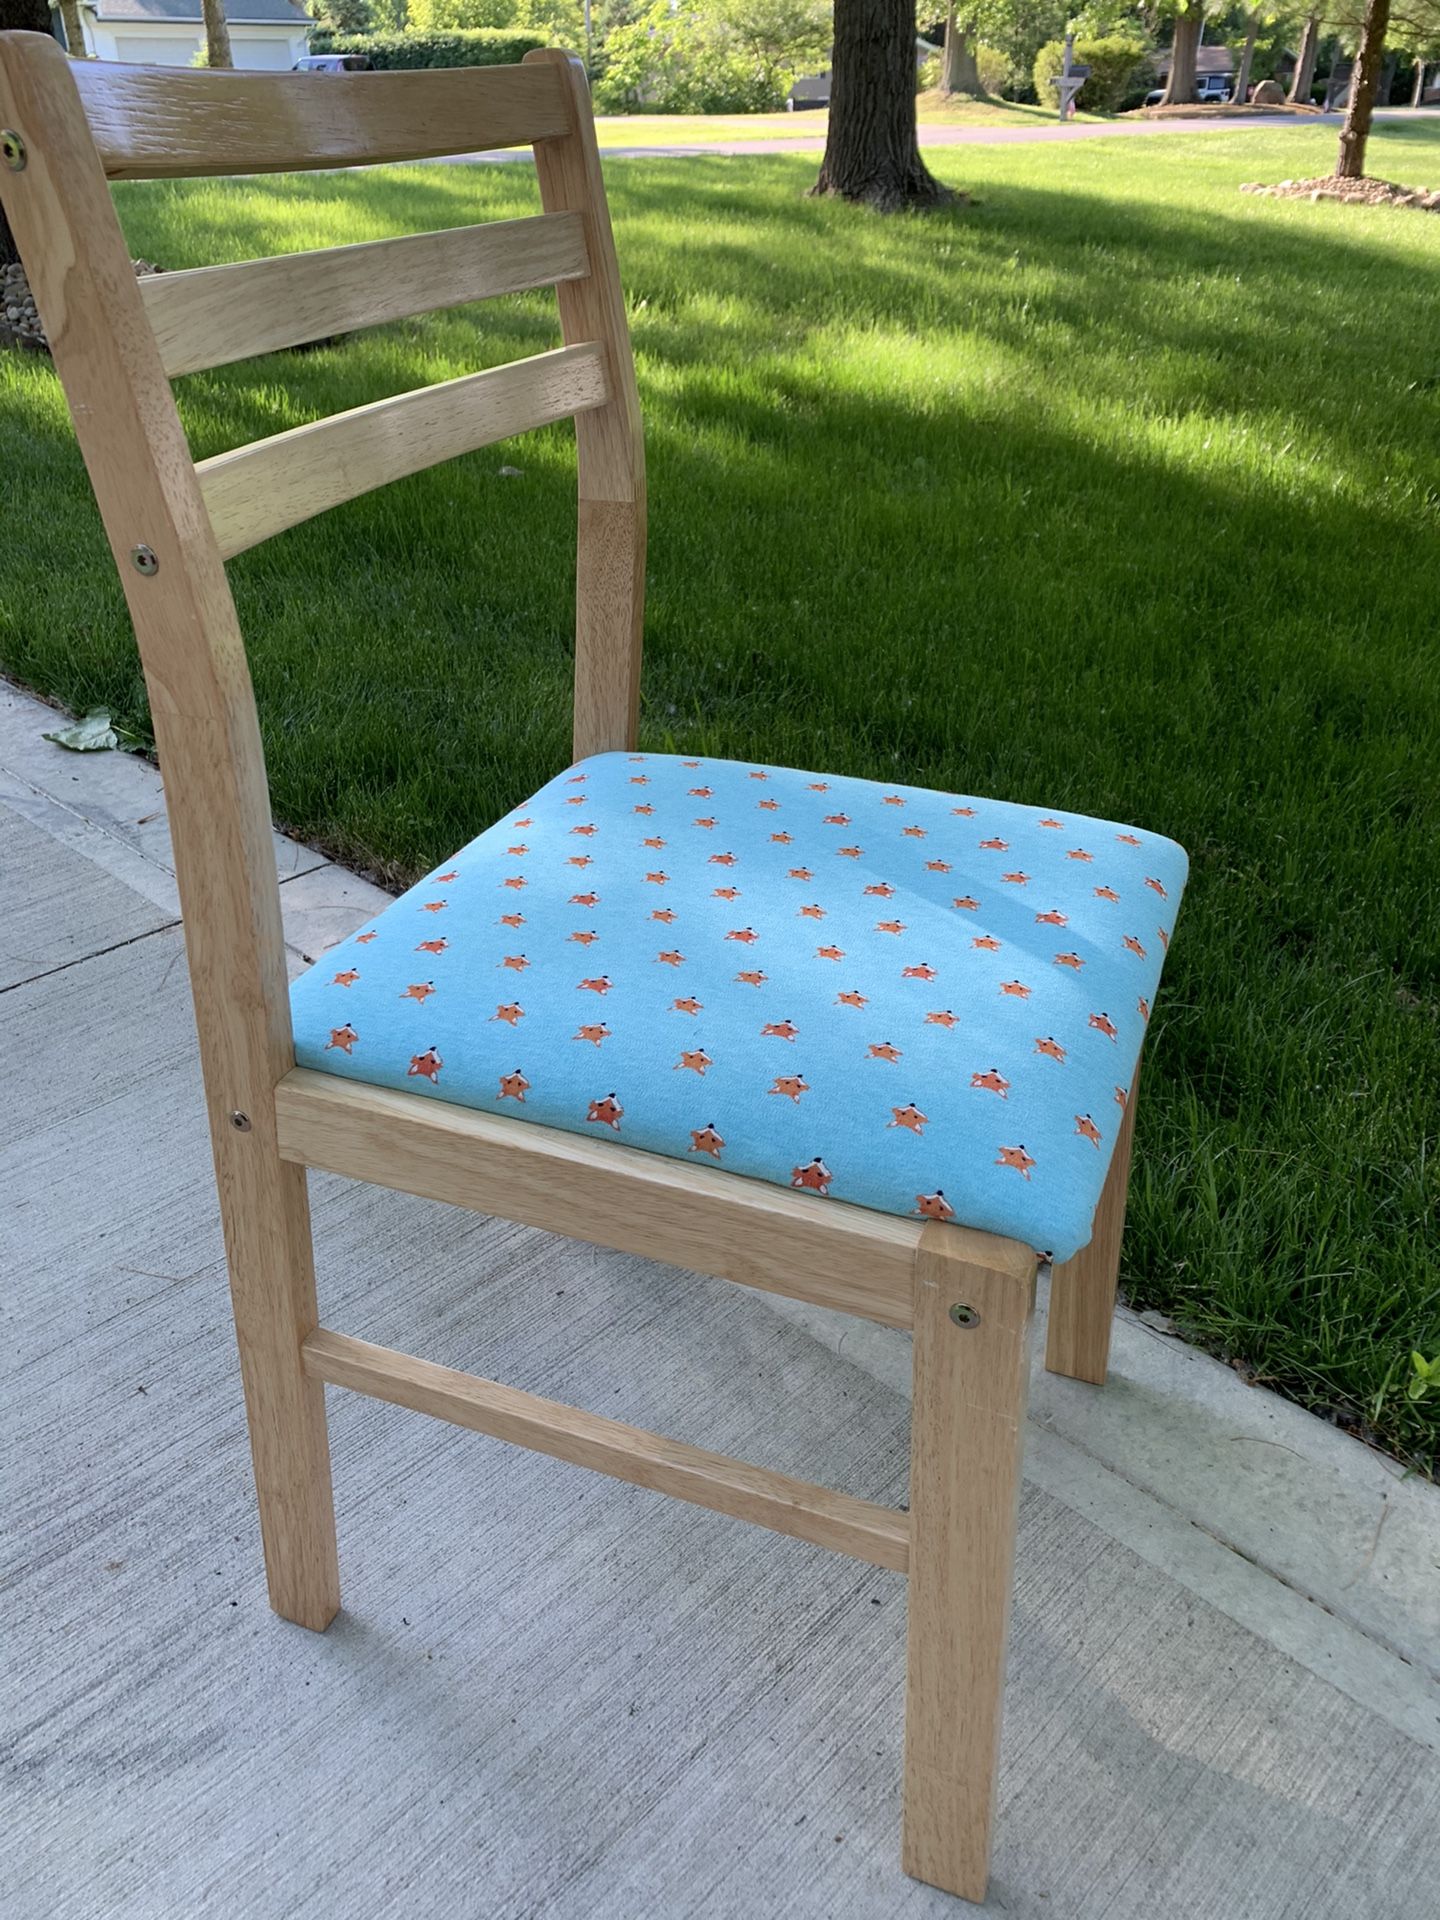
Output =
[{"x1": 290, "y1": 753, "x2": 1187, "y2": 1261}]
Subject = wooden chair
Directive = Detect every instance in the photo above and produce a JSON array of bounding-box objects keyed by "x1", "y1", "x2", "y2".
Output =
[{"x1": 0, "y1": 35, "x2": 1175, "y2": 1903}]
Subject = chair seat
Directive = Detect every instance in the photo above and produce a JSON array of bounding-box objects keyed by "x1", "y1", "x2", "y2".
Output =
[{"x1": 289, "y1": 752, "x2": 1187, "y2": 1261}]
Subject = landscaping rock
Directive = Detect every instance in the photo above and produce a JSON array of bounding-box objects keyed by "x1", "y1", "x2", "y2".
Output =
[
  {"x1": 1251, "y1": 79, "x2": 1286, "y2": 105},
  {"x1": 1, "y1": 257, "x2": 163, "y2": 355},
  {"x1": 1239, "y1": 174, "x2": 1440, "y2": 211}
]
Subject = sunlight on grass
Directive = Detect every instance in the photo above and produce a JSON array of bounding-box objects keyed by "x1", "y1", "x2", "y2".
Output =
[{"x1": 1, "y1": 124, "x2": 1436, "y2": 1465}]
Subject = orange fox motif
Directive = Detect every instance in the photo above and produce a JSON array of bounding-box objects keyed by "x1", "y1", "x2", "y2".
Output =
[
  {"x1": 837, "y1": 845, "x2": 863, "y2": 859},
  {"x1": 407, "y1": 1048, "x2": 442, "y2": 1083},
  {"x1": 926, "y1": 1009, "x2": 959, "y2": 1029},
  {"x1": 1066, "y1": 849, "x2": 1094, "y2": 863},
  {"x1": 1117, "y1": 832, "x2": 1142, "y2": 846},
  {"x1": 770, "y1": 1074, "x2": 809, "y2": 1103},
  {"x1": 1039, "y1": 818, "x2": 1063, "y2": 830},
  {"x1": 401, "y1": 982, "x2": 436, "y2": 1003},
  {"x1": 951, "y1": 806, "x2": 976, "y2": 818},
  {"x1": 735, "y1": 970, "x2": 767, "y2": 987},
  {"x1": 1035, "y1": 1036, "x2": 1066, "y2": 1062},
  {"x1": 712, "y1": 886, "x2": 740, "y2": 901},
  {"x1": 689, "y1": 1125, "x2": 724, "y2": 1159},
  {"x1": 903, "y1": 963, "x2": 936, "y2": 981},
  {"x1": 656, "y1": 950, "x2": 684, "y2": 967},
  {"x1": 889, "y1": 1103, "x2": 927, "y2": 1133},
  {"x1": 799, "y1": 904, "x2": 826, "y2": 920},
  {"x1": 1035, "y1": 910, "x2": 1067, "y2": 928},
  {"x1": 836, "y1": 990, "x2": 867, "y2": 1009},
  {"x1": 865, "y1": 882, "x2": 895, "y2": 898},
  {"x1": 645, "y1": 871, "x2": 668, "y2": 886},
  {"x1": 1000, "y1": 980, "x2": 1031, "y2": 999},
  {"x1": 763, "y1": 1019, "x2": 799, "y2": 1041},
  {"x1": 877, "y1": 920, "x2": 906, "y2": 936},
  {"x1": 498, "y1": 1070, "x2": 529, "y2": 1103},
  {"x1": 1114, "y1": 1084, "x2": 1129, "y2": 1109},
  {"x1": 709, "y1": 852, "x2": 737, "y2": 867},
  {"x1": 868, "y1": 1041, "x2": 902, "y2": 1062},
  {"x1": 1145, "y1": 877, "x2": 1167, "y2": 898},
  {"x1": 915, "y1": 1190, "x2": 955, "y2": 1221},
  {"x1": 633, "y1": 803, "x2": 655, "y2": 816},
  {"x1": 673, "y1": 996, "x2": 703, "y2": 1015},
  {"x1": 1001, "y1": 871, "x2": 1030, "y2": 886},
  {"x1": 882, "y1": 794, "x2": 905, "y2": 807},
  {"x1": 506, "y1": 844, "x2": 528, "y2": 857},
  {"x1": 501, "y1": 954, "x2": 529, "y2": 973},
  {"x1": 925, "y1": 859, "x2": 952, "y2": 873},
  {"x1": 1075, "y1": 1114, "x2": 1102, "y2": 1147},
  {"x1": 420, "y1": 900, "x2": 447, "y2": 914},
  {"x1": 693, "y1": 817, "x2": 717, "y2": 830},
  {"x1": 676, "y1": 1049, "x2": 713, "y2": 1075},
  {"x1": 817, "y1": 944, "x2": 845, "y2": 961},
  {"x1": 643, "y1": 835, "x2": 666, "y2": 849},
  {"x1": 569, "y1": 929, "x2": 599, "y2": 946},
  {"x1": 980, "y1": 837, "x2": 1008, "y2": 852},
  {"x1": 1089, "y1": 1012, "x2": 1118, "y2": 1041},
  {"x1": 578, "y1": 976, "x2": 611, "y2": 995},
  {"x1": 688, "y1": 786, "x2": 713, "y2": 798},
  {"x1": 586, "y1": 1094, "x2": 623, "y2": 1130},
  {"x1": 1054, "y1": 952, "x2": 1084, "y2": 971},
  {"x1": 501, "y1": 876, "x2": 527, "y2": 891},
  {"x1": 953, "y1": 895, "x2": 980, "y2": 912},
  {"x1": 790, "y1": 1158, "x2": 833, "y2": 1195},
  {"x1": 971, "y1": 1068, "x2": 1010, "y2": 1098},
  {"x1": 499, "y1": 913, "x2": 524, "y2": 929},
  {"x1": 570, "y1": 892, "x2": 600, "y2": 909},
  {"x1": 493, "y1": 1003, "x2": 524, "y2": 1026},
  {"x1": 972, "y1": 935, "x2": 1001, "y2": 952},
  {"x1": 1157, "y1": 926, "x2": 1170, "y2": 950},
  {"x1": 651, "y1": 908, "x2": 678, "y2": 923},
  {"x1": 725, "y1": 927, "x2": 758, "y2": 944},
  {"x1": 355, "y1": 931, "x2": 377, "y2": 944},
  {"x1": 326, "y1": 1024, "x2": 358, "y2": 1054},
  {"x1": 331, "y1": 968, "x2": 360, "y2": 987},
  {"x1": 757, "y1": 798, "x2": 780, "y2": 811},
  {"x1": 436, "y1": 869, "x2": 459, "y2": 883},
  {"x1": 901, "y1": 825, "x2": 927, "y2": 840},
  {"x1": 1094, "y1": 885, "x2": 1120, "y2": 903},
  {"x1": 574, "y1": 1024, "x2": 610, "y2": 1047},
  {"x1": 788, "y1": 867, "x2": 814, "y2": 882},
  {"x1": 995, "y1": 1144, "x2": 1035, "y2": 1180},
  {"x1": 824, "y1": 812, "x2": 850, "y2": 827},
  {"x1": 770, "y1": 832, "x2": 793, "y2": 845},
  {"x1": 1123, "y1": 935, "x2": 1147, "y2": 959},
  {"x1": 1138, "y1": 996, "x2": 1151, "y2": 1021}
]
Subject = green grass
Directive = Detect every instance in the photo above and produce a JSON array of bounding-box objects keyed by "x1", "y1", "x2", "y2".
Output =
[
  {"x1": 590, "y1": 97, "x2": 1102, "y2": 145},
  {"x1": 2, "y1": 124, "x2": 1437, "y2": 1465}
]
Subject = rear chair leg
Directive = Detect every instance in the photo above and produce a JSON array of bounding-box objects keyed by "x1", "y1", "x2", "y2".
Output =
[
  {"x1": 1044, "y1": 1072, "x2": 1139, "y2": 1385},
  {"x1": 215, "y1": 1123, "x2": 340, "y2": 1632},
  {"x1": 902, "y1": 1226, "x2": 1037, "y2": 1904}
]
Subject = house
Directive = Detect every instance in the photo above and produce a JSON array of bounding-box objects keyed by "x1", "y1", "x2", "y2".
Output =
[{"x1": 65, "y1": 0, "x2": 311, "y2": 71}]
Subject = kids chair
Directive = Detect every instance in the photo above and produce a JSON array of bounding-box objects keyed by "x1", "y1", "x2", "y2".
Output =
[{"x1": 0, "y1": 35, "x2": 1186, "y2": 1904}]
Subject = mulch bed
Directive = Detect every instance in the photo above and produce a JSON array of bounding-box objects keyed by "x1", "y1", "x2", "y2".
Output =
[
  {"x1": 1126, "y1": 103, "x2": 1323, "y2": 119},
  {"x1": 1, "y1": 257, "x2": 163, "y2": 354},
  {"x1": 1239, "y1": 174, "x2": 1440, "y2": 210}
]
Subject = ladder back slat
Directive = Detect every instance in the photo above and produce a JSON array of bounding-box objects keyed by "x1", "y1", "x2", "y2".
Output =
[
  {"x1": 198, "y1": 341, "x2": 610, "y2": 559},
  {"x1": 141, "y1": 213, "x2": 591, "y2": 379},
  {"x1": 71, "y1": 58, "x2": 571, "y2": 180}
]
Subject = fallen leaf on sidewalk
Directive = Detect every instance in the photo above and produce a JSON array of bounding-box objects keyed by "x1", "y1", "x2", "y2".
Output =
[{"x1": 42, "y1": 707, "x2": 140, "y2": 753}]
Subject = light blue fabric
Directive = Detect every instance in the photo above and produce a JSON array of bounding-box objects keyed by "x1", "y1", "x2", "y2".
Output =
[{"x1": 290, "y1": 752, "x2": 1188, "y2": 1260}]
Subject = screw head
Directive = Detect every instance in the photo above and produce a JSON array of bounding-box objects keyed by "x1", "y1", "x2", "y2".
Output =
[
  {"x1": 948, "y1": 1302, "x2": 982, "y2": 1329},
  {"x1": 229, "y1": 1111, "x2": 252, "y2": 1132},
  {"x1": 1, "y1": 131, "x2": 26, "y2": 171},
  {"x1": 130, "y1": 545, "x2": 159, "y2": 576}
]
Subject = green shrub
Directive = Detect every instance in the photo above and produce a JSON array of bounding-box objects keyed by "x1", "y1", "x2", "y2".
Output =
[
  {"x1": 1032, "y1": 34, "x2": 1149, "y2": 115},
  {"x1": 593, "y1": 0, "x2": 825, "y2": 114},
  {"x1": 306, "y1": 27, "x2": 546, "y2": 67},
  {"x1": 976, "y1": 44, "x2": 1009, "y2": 97}
]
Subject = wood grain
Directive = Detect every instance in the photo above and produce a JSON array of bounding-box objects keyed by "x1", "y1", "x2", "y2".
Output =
[
  {"x1": 0, "y1": 28, "x2": 339, "y2": 1630},
  {"x1": 304, "y1": 1328, "x2": 910, "y2": 1572},
  {"x1": 902, "y1": 1224, "x2": 1037, "y2": 1903},
  {"x1": 274, "y1": 1069, "x2": 931, "y2": 1329},
  {"x1": 1045, "y1": 1059, "x2": 1140, "y2": 1385},
  {"x1": 141, "y1": 212, "x2": 589, "y2": 378},
  {"x1": 198, "y1": 342, "x2": 608, "y2": 559},
  {"x1": 527, "y1": 49, "x2": 646, "y2": 759},
  {"x1": 71, "y1": 54, "x2": 571, "y2": 179}
]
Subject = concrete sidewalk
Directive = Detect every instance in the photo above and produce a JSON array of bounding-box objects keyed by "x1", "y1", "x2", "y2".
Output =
[{"x1": 3, "y1": 675, "x2": 1437, "y2": 1919}]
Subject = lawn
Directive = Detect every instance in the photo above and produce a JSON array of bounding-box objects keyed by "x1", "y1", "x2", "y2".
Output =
[
  {"x1": 591, "y1": 96, "x2": 1101, "y2": 145},
  {"x1": 1, "y1": 123, "x2": 1437, "y2": 1465}
]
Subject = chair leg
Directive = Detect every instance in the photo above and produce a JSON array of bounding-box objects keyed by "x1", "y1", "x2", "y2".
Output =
[
  {"x1": 1044, "y1": 1072, "x2": 1139, "y2": 1386},
  {"x1": 902, "y1": 1226, "x2": 1037, "y2": 1905},
  {"x1": 215, "y1": 1132, "x2": 340, "y2": 1632}
]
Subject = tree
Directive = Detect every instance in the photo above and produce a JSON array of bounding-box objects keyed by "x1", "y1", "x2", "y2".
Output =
[
  {"x1": 1159, "y1": 1, "x2": 1205, "y2": 103},
  {"x1": 201, "y1": 0, "x2": 234, "y2": 67},
  {"x1": 58, "y1": 0, "x2": 89, "y2": 54},
  {"x1": 312, "y1": 0, "x2": 375, "y2": 29},
  {"x1": 1289, "y1": 9, "x2": 1322, "y2": 99},
  {"x1": 940, "y1": 0, "x2": 985, "y2": 94},
  {"x1": 1335, "y1": 0, "x2": 1388, "y2": 171},
  {"x1": 813, "y1": 0, "x2": 952, "y2": 209}
]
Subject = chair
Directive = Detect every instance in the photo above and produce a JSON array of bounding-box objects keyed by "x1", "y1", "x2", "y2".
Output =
[{"x1": 0, "y1": 35, "x2": 1186, "y2": 1903}]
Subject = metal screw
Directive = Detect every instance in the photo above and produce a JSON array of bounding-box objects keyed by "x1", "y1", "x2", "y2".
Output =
[
  {"x1": 948, "y1": 1302, "x2": 981, "y2": 1329},
  {"x1": 130, "y1": 545, "x2": 159, "y2": 576},
  {"x1": 1, "y1": 131, "x2": 26, "y2": 171},
  {"x1": 229, "y1": 1111, "x2": 252, "y2": 1132}
]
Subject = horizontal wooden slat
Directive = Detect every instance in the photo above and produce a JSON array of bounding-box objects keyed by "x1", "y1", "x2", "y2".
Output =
[
  {"x1": 198, "y1": 342, "x2": 608, "y2": 558},
  {"x1": 275, "y1": 1070, "x2": 942, "y2": 1329},
  {"x1": 141, "y1": 213, "x2": 590, "y2": 379},
  {"x1": 71, "y1": 58, "x2": 571, "y2": 181},
  {"x1": 303, "y1": 1328, "x2": 911, "y2": 1573}
]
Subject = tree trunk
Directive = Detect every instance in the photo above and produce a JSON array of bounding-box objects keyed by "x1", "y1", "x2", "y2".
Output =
[
  {"x1": 1162, "y1": 11, "x2": 1201, "y2": 106},
  {"x1": 1323, "y1": 61, "x2": 1349, "y2": 111},
  {"x1": 201, "y1": 0, "x2": 234, "y2": 69},
  {"x1": 0, "y1": 1, "x2": 60, "y2": 268},
  {"x1": 58, "y1": 0, "x2": 89, "y2": 54},
  {"x1": 940, "y1": 4, "x2": 982, "y2": 97},
  {"x1": 813, "y1": 0, "x2": 951, "y2": 210},
  {"x1": 1289, "y1": 13, "x2": 1320, "y2": 103},
  {"x1": 1336, "y1": 0, "x2": 1391, "y2": 176},
  {"x1": 1412, "y1": 58, "x2": 1426, "y2": 107},
  {"x1": 1233, "y1": 22, "x2": 1259, "y2": 104}
]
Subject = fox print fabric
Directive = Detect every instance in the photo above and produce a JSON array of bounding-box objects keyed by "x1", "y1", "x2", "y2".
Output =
[{"x1": 289, "y1": 752, "x2": 1188, "y2": 1261}]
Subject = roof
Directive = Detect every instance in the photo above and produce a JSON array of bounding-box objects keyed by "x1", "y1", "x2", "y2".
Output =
[
  {"x1": 1150, "y1": 46, "x2": 1240, "y2": 78},
  {"x1": 90, "y1": 0, "x2": 311, "y2": 23}
]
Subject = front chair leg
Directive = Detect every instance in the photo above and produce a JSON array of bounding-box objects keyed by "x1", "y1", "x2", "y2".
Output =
[
  {"x1": 215, "y1": 1119, "x2": 340, "y2": 1633},
  {"x1": 902, "y1": 1225, "x2": 1037, "y2": 1904},
  {"x1": 1044, "y1": 1070, "x2": 1139, "y2": 1385}
]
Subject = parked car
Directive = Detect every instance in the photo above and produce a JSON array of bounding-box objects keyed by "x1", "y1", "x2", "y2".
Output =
[
  {"x1": 293, "y1": 53, "x2": 372, "y2": 72},
  {"x1": 1145, "y1": 73, "x2": 1232, "y2": 106}
]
